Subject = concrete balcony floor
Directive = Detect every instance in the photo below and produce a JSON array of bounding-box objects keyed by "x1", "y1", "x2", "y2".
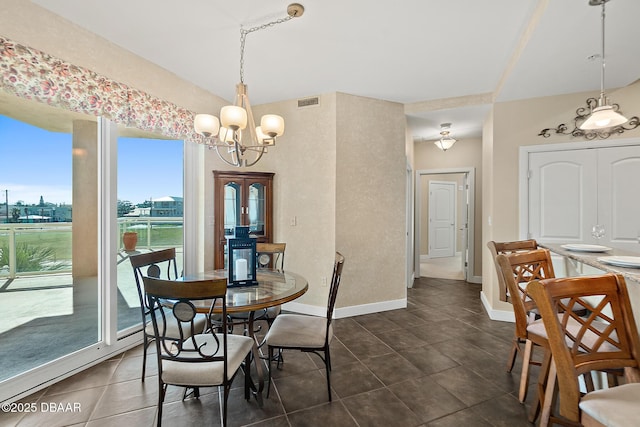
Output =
[{"x1": 0, "y1": 249, "x2": 183, "y2": 382}]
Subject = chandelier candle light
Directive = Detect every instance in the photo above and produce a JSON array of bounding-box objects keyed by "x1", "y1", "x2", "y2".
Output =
[{"x1": 194, "y1": 3, "x2": 305, "y2": 167}]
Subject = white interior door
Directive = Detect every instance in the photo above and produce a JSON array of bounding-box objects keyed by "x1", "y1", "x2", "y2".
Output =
[
  {"x1": 598, "y1": 145, "x2": 640, "y2": 251},
  {"x1": 528, "y1": 149, "x2": 598, "y2": 243},
  {"x1": 428, "y1": 181, "x2": 456, "y2": 258}
]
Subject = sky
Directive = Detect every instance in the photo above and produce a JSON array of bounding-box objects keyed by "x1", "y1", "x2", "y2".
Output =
[{"x1": 0, "y1": 115, "x2": 183, "y2": 206}]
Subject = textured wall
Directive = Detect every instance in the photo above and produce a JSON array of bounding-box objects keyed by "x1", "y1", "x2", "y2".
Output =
[{"x1": 336, "y1": 93, "x2": 407, "y2": 307}]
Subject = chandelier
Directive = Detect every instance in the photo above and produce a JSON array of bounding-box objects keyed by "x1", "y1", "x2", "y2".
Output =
[
  {"x1": 539, "y1": 0, "x2": 639, "y2": 140},
  {"x1": 434, "y1": 123, "x2": 457, "y2": 151},
  {"x1": 194, "y1": 3, "x2": 304, "y2": 167}
]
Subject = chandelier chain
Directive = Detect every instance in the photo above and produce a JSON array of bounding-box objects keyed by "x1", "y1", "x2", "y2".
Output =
[{"x1": 239, "y1": 15, "x2": 294, "y2": 83}]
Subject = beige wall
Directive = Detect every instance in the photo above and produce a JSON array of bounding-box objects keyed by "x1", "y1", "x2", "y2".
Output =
[
  {"x1": 414, "y1": 137, "x2": 484, "y2": 277},
  {"x1": 246, "y1": 92, "x2": 407, "y2": 309},
  {"x1": 335, "y1": 93, "x2": 407, "y2": 307},
  {"x1": 484, "y1": 81, "x2": 640, "y2": 313}
]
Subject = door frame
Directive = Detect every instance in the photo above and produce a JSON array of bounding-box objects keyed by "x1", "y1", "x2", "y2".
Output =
[
  {"x1": 415, "y1": 167, "x2": 476, "y2": 282},
  {"x1": 406, "y1": 162, "x2": 415, "y2": 288}
]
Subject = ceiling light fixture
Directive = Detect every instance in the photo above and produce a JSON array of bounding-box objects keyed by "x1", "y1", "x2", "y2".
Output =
[
  {"x1": 539, "y1": 0, "x2": 639, "y2": 140},
  {"x1": 193, "y1": 3, "x2": 304, "y2": 167},
  {"x1": 434, "y1": 123, "x2": 457, "y2": 151}
]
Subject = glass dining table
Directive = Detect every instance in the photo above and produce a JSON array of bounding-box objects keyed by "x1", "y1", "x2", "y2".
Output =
[{"x1": 179, "y1": 269, "x2": 308, "y2": 400}]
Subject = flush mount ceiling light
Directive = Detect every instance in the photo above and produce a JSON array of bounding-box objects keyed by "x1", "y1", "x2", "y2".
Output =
[
  {"x1": 194, "y1": 3, "x2": 304, "y2": 167},
  {"x1": 434, "y1": 123, "x2": 457, "y2": 151},
  {"x1": 539, "y1": 0, "x2": 639, "y2": 140}
]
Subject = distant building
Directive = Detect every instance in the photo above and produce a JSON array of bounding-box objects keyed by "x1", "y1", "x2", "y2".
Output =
[
  {"x1": 150, "y1": 196, "x2": 183, "y2": 217},
  {"x1": 123, "y1": 196, "x2": 183, "y2": 217},
  {"x1": 2, "y1": 203, "x2": 72, "y2": 223}
]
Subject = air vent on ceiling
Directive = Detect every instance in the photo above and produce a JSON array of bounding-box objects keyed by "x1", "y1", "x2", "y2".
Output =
[{"x1": 298, "y1": 97, "x2": 320, "y2": 108}]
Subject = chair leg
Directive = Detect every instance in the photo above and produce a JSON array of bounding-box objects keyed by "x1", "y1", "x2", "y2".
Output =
[
  {"x1": 222, "y1": 384, "x2": 229, "y2": 427},
  {"x1": 529, "y1": 349, "x2": 551, "y2": 423},
  {"x1": 244, "y1": 353, "x2": 251, "y2": 401},
  {"x1": 538, "y1": 359, "x2": 557, "y2": 427},
  {"x1": 519, "y1": 339, "x2": 533, "y2": 403},
  {"x1": 157, "y1": 382, "x2": 166, "y2": 427},
  {"x1": 267, "y1": 346, "x2": 274, "y2": 398},
  {"x1": 142, "y1": 333, "x2": 149, "y2": 382},
  {"x1": 325, "y1": 346, "x2": 332, "y2": 402},
  {"x1": 506, "y1": 335, "x2": 520, "y2": 373}
]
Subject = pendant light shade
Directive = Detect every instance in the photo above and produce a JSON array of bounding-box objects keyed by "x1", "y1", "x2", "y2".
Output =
[
  {"x1": 538, "y1": 0, "x2": 639, "y2": 139},
  {"x1": 578, "y1": 0, "x2": 628, "y2": 130},
  {"x1": 260, "y1": 114, "x2": 285, "y2": 138},
  {"x1": 434, "y1": 123, "x2": 457, "y2": 152},
  {"x1": 220, "y1": 105, "x2": 248, "y2": 130},
  {"x1": 194, "y1": 114, "x2": 220, "y2": 138},
  {"x1": 579, "y1": 98, "x2": 628, "y2": 130}
]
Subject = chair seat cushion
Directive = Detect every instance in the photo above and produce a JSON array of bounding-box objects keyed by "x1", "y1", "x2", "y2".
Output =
[
  {"x1": 526, "y1": 316, "x2": 618, "y2": 352},
  {"x1": 161, "y1": 334, "x2": 254, "y2": 387},
  {"x1": 265, "y1": 314, "x2": 331, "y2": 348},
  {"x1": 579, "y1": 383, "x2": 640, "y2": 427},
  {"x1": 145, "y1": 309, "x2": 208, "y2": 338}
]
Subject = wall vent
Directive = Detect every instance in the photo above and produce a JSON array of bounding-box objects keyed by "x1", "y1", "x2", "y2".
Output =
[{"x1": 297, "y1": 97, "x2": 320, "y2": 108}]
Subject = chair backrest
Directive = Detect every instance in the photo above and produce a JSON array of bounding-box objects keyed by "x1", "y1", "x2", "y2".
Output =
[
  {"x1": 527, "y1": 273, "x2": 640, "y2": 423},
  {"x1": 487, "y1": 239, "x2": 538, "y2": 301},
  {"x1": 129, "y1": 248, "x2": 179, "y2": 314},
  {"x1": 495, "y1": 248, "x2": 555, "y2": 339},
  {"x1": 326, "y1": 252, "x2": 345, "y2": 324},
  {"x1": 256, "y1": 243, "x2": 286, "y2": 271},
  {"x1": 143, "y1": 276, "x2": 229, "y2": 364}
]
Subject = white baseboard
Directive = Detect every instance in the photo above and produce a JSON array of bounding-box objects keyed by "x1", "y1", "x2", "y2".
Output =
[
  {"x1": 283, "y1": 298, "x2": 407, "y2": 319},
  {"x1": 480, "y1": 291, "x2": 514, "y2": 323}
]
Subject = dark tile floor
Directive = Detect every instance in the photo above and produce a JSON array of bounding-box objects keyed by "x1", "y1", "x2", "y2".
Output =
[{"x1": 2, "y1": 277, "x2": 538, "y2": 427}]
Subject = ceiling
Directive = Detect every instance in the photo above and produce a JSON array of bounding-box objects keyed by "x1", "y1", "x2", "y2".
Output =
[{"x1": 31, "y1": 0, "x2": 640, "y2": 142}]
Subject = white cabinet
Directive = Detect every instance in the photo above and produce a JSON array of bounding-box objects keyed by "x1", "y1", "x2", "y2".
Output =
[{"x1": 527, "y1": 145, "x2": 640, "y2": 251}]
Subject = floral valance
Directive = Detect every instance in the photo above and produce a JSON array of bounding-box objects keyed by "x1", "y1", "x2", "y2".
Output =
[{"x1": 0, "y1": 35, "x2": 200, "y2": 142}]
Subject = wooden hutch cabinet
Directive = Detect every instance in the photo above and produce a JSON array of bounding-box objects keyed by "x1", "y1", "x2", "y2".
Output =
[{"x1": 213, "y1": 171, "x2": 274, "y2": 269}]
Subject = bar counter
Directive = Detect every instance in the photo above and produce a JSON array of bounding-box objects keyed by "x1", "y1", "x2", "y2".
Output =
[
  {"x1": 540, "y1": 243, "x2": 640, "y2": 331},
  {"x1": 540, "y1": 243, "x2": 640, "y2": 285}
]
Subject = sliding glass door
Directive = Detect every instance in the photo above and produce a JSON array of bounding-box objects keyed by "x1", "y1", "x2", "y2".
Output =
[
  {"x1": 116, "y1": 135, "x2": 184, "y2": 336},
  {"x1": 0, "y1": 96, "x2": 186, "y2": 403},
  {"x1": 0, "y1": 109, "x2": 101, "y2": 387}
]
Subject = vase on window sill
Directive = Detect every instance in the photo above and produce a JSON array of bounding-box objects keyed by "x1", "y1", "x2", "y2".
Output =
[{"x1": 123, "y1": 231, "x2": 138, "y2": 252}]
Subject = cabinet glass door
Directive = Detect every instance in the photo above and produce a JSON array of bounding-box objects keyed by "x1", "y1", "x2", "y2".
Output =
[
  {"x1": 248, "y1": 182, "x2": 266, "y2": 236},
  {"x1": 224, "y1": 181, "x2": 241, "y2": 237}
]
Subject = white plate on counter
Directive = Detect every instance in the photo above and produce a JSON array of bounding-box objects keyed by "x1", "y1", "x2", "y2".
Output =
[
  {"x1": 561, "y1": 244, "x2": 612, "y2": 253},
  {"x1": 597, "y1": 256, "x2": 640, "y2": 268}
]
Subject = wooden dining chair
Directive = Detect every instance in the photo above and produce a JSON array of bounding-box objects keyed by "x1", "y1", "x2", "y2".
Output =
[
  {"x1": 496, "y1": 248, "x2": 555, "y2": 404},
  {"x1": 527, "y1": 273, "x2": 640, "y2": 427},
  {"x1": 256, "y1": 242, "x2": 286, "y2": 271},
  {"x1": 487, "y1": 239, "x2": 538, "y2": 303},
  {"x1": 129, "y1": 248, "x2": 207, "y2": 381},
  {"x1": 256, "y1": 242, "x2": 286, "y2": 325},
  {"x1": 487, "y1": 239, "x2": 539, "y2": 374},
  {"x1": 265, "y1": 252, "x2": 345, "y2": 402},
  {"x1": 143, "y1": 276, "x2": 254, "y2": 427}
]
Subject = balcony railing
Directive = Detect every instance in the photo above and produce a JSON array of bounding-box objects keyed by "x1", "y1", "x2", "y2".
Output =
[{"x1": 0, "y1": 218, "x2": 183, "y2": 279}]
